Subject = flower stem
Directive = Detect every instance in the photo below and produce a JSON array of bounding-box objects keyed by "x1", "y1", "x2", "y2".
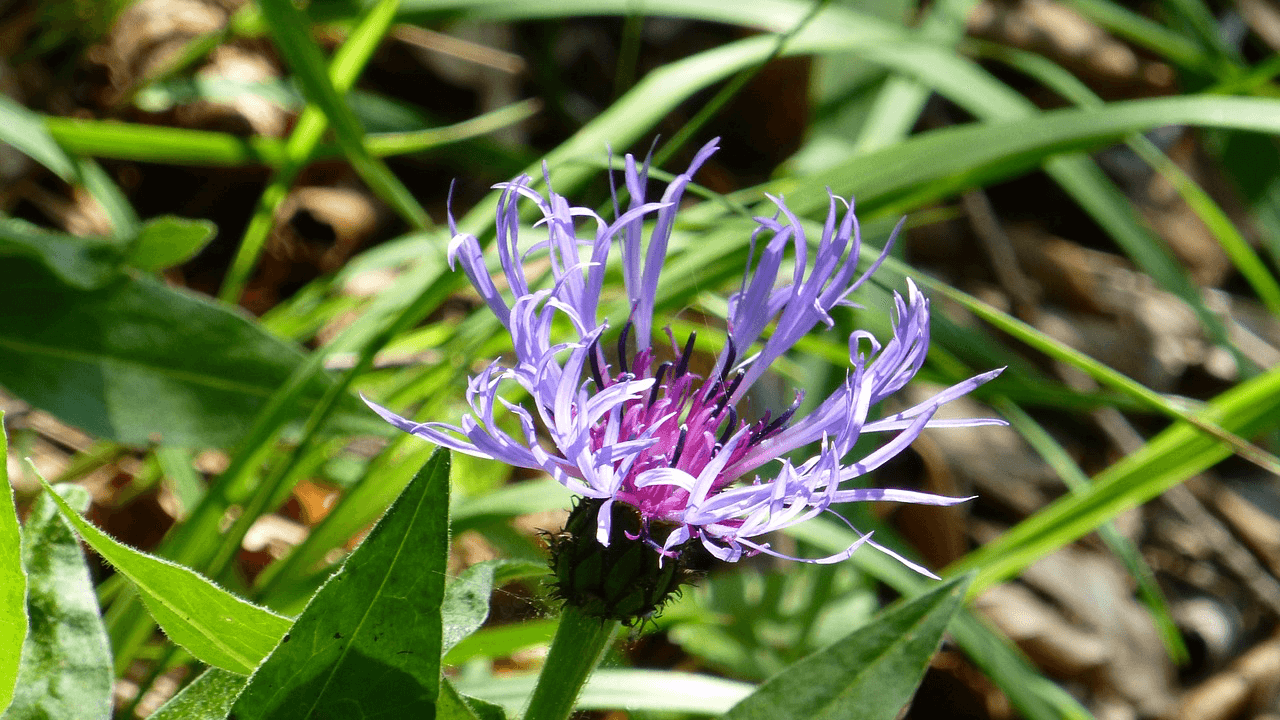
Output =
[{"x1": 523, "y1": 607, "x2": 619, "y2": 720}]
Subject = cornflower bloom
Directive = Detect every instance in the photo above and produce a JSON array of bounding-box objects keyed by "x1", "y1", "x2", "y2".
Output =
[{"x1": 366, "y1": 139, "x2": 1004, "y2": 618}]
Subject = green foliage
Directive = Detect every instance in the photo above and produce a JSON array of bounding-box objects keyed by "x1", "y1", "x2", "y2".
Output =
[
  {"x1": 787, "y1": 521, "x2": 1093, "y2": 720},
  {"x1": 0, "y1": 417, "x2": 24, "y2": 714},
  {"x1": 0, "y1": 94, "x2": 77, "y2": 177},
  {"x1": 147, "y1": 668, "x2": 245, "y2": 720},
  {"x1": 521, "y1": 606, "x2": 620, "y2": 720},
  {"x1": 255, "y1": 0, "x2": 429, "y2": 231},
  {"x1": 439, "y1": 679, "x2": 509, "y2": 720},
  {"x1": 444, "y1": 618, "x2": 558, "y2": 666},
  {"x1": 0, "y1": 215, "x2": 217, "y2": 289},
  {"x1": 232, "y1": 450, "x2": 451, "y2": 719},
  {"x1": 957, "y1": 363, "x2": 1280, "y2": 591},
  {"x1": 4, "y1": 484, "x2": 112, "y2": 720},
  {"x1": 33, "y1": 0, "x2": 128, "y2": 54},
  {"x1": 38, "y1": 472, "x2": 292, "y2": 675},
  {"x1": 668, "y1": 562, "x2": 878, "y2": 680},
  {"x1": 127, "y1": 217, "x2": 218, "y2": 272},
  {"x1": 140, "y1": 671, "x2": 510, "y2": 720},
  {"x1": 721, "y1": 575, "x2": 972, "y2": 720},
  {"x1": 0, "y1": 257, "x2": 370, "y2": 448},
  {"x1": 0, "y1": 220, "x2": 129, "y2": 289},
  {"x1": 0, "y1": 97, "x2": 135, "y2": 235},
  {"x1": 456, "y1": 669, "x2": 754, "y2": 715},
  {"x1": 441, "y1": 560, "x2": 502, "y2": 654},
  {"x1": 220, "y1": 0, "x2": 407, "y2": 304},
  {"x1": 3, "y1": 0, "x2": 1280, "y2": 716}
]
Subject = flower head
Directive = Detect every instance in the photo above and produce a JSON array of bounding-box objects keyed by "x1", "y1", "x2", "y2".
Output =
[{"x1": 366, "y1": 139, "x2": 1004, "y2": 583}]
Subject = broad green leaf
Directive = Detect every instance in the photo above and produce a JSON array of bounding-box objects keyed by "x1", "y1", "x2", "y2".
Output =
[
  {"x1": 719, "y1": 574, "x2": 970, "y2": 720},
  {"x1": 0, "y1": 415, "x2": 26, "y2": 713},
  {"x1": 233, "y1": 450, "x2": 451, "y2": 719},
  {"x1": 0, "y1": 219, "x2": 127, "y2": 290},
  {"x1": 37, "y1": 473, "x2": 292, "y2": 675},
  {"x1": 0, "y1": 257, "x2": 374, "y2": 448},
  {"x1": 0, "y1": 215, "x2": 217, "y2": 289},
  {"x1": 148, "y1": 668, "x2": 246, "y2": 720},
  {"x1": 4, "y1": 484, "x2": 112, "y2": 720},
  {"x1": 126, "y1": 216, "x2": 218, "y2": 271}
]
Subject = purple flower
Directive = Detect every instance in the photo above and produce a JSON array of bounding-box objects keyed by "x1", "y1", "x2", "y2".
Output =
[{"x1": 365, "y1": 138, "x2": 1004, "y2": 576}]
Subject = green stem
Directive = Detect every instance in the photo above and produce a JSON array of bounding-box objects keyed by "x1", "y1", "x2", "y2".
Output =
[{"x1": 523, "y1": 607, "x2": 618, "y2": 720}]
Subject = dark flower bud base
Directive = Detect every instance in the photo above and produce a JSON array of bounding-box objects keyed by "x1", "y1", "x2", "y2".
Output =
[{"x1": 547, "y1": 498, "x2": 705, "y2": 625}]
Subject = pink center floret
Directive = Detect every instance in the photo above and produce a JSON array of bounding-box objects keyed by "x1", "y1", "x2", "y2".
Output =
[{"x1": 586, "y1": 328, "x2": 796, "y2": 537}]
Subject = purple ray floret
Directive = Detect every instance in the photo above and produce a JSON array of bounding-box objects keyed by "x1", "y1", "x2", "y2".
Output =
[{"x1": 365, "y1": 138, "x2": 1006, "y2": 575}]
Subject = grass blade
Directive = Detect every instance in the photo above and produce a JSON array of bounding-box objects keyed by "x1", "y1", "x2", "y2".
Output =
[
  {"x1": 457, "y1": 669, "x2": 754, "y2": 716},
  {"x1": 257, "y1": 0, "x2": 430, "y2": 230},
  {"x1": 994, "y1": 399, "x2": 1188, "y2": 663},
  {"x1": 974, "y1": 41, "x2": 1280, "y2": 318},
  {"x1": 1060, "y1": 0, "x2": 1208, "y2": 69},
  {"x1": 952, "y1": 363, "x2": 1280, "y2": 593},
  {"x1": 44, "y1": 116, "x2": 285, "y2": 166},
  {"x1": 220, "y1": 0, "x2": 403, "y2": 303},
  {"x1": 0, "y1": 96, "x2": 136, "y2": 236}
]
